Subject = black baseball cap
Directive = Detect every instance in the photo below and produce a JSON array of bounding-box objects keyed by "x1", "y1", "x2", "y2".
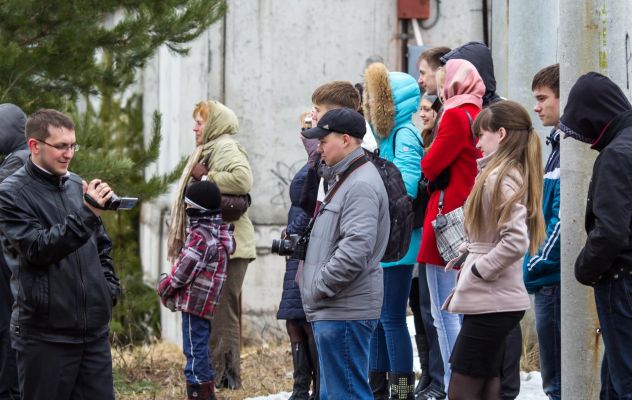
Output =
[{"x1": 302, "y1": 107, "x2": 366, "y2": 139}]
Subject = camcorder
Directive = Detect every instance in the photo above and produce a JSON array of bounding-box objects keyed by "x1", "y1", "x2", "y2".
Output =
[
  {"x1": 271, "y1": 233, "x2": 309, "y2": 261},
  {"x1": 84, "y1": 192, "x2": 138, "y2": 211}
]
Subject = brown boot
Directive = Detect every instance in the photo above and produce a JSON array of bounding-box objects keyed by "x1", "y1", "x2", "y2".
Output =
[{"x1": 186, "y1": 381, "x2": 217, "y2": 400}]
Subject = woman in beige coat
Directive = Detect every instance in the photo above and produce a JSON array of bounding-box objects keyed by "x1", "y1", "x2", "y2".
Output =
[
  {"x1": 443, "y1": 100, "x2": 545, "y2": 400},
  {"x1": 167, "y1": 100, "x2": 256, "y2": 391}
]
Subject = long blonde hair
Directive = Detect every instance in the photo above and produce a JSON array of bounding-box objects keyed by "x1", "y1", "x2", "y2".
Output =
[{"x1": 464, "y1": 100, "x2": 545, "y2": 255}]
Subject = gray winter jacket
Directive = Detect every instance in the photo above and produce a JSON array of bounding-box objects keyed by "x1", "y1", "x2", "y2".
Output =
[{"x1": 300, "y1": 146, "x2": 390, "y2": 321}]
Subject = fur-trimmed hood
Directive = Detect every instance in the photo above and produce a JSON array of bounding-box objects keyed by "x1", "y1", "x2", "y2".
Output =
[{"x1": 363, "y1": 63, "x2": 420, "y2": 139}]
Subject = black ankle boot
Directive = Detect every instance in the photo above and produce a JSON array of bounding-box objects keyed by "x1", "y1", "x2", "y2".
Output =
[
  {"x1": 388, "y1": 372, "x2": 415, "y2": 399},
  {"x1": 414, "y1": 334, "x2": 430, "y2": 396},
  {"x1": 288, "y1": 341, "x2": 311, "y2": 400},
  {"x1": 370, "y1": 371, "x2": 389, "y2": 399}
]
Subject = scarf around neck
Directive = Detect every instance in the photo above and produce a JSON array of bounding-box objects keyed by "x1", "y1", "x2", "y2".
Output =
[{"x1": 167, "y1": 100, "x2": 240, "y2": 260}]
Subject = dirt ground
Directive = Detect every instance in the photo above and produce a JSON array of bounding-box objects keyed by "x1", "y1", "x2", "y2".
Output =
[{"x1": 113, "y1": 340, "x2": 294, "y2": 400}]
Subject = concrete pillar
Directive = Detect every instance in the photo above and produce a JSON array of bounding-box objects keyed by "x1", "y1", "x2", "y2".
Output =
[
  {"x1": 506, "y1": 1, "x2": 559, "y2": 140},
  {"x1": 559, "y1": 0, "x2": 632, "y2": 397}
]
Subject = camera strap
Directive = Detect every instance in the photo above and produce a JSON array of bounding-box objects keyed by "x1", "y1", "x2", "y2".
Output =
[{"x1": 304, "y1": 154, "x2": 368, "y2": 236}]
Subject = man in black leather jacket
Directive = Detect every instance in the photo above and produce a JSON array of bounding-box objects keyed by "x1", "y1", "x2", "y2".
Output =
[
  {"x1": 0, "y1": 109, "x2": 121, "y2": 400},
  {"x1": 560, "y1": 72, "x2": 632, "y2": 399}
]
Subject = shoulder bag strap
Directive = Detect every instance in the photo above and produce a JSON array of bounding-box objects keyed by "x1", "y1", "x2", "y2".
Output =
[{"x1": 304, "y1": 154, "x2": 368, "y2": 235}]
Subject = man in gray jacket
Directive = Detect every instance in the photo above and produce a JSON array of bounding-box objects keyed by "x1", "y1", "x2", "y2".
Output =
[{"x1": 299, "y1": 108, "x2": 390, "y2": 399}]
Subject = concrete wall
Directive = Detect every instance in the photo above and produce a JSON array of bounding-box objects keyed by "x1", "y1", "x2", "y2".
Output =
[
  {"x1": 140, "y1": 0, "x2": 582, "y2": 344},
  {"x1": 140, "y1": 0, "x2": 401, "y2": 343}
]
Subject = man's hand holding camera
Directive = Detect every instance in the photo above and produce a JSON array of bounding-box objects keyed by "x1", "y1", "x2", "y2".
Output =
[{"x1": 83, "y1": 179, "x2": 113, "y2": 217}]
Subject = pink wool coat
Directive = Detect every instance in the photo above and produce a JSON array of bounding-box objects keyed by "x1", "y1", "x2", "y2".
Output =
[{"x1": 443, "y1": 155, "x2": 531, "y2": 314}]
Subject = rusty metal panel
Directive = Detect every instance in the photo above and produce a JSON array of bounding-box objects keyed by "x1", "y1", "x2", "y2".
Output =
[{"x1": 397, "y1": 0, "x2": 430, "y2": 19}]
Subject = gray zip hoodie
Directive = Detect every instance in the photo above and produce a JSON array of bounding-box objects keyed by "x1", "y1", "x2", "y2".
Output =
[{"x1": 300, "y1": 146, "x2": 390, "y2": 321}]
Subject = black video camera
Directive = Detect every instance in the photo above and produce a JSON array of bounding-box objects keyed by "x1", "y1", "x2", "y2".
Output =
[
  {"x1": 84, "y1": 193, "x2": 138, "y2": 211},
  {"x1": 271, "y1": 233, "x2": 309, "y2": 261}
]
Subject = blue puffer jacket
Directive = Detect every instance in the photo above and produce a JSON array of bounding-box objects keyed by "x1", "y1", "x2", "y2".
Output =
[
  {"x1": 374, "y1": 72, "x2": 423, "y2": 267},
  {"x1": 523, "y1": 129, "x2": 560, "y2": 292},
  {"x1": 277, "y1": 163, "x2": 311, "y2": 320}
]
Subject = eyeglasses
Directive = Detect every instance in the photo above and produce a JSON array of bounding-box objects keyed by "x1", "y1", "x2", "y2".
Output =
[{"x1": 36, "y1": 139, "x2": 80, "y2": 152}]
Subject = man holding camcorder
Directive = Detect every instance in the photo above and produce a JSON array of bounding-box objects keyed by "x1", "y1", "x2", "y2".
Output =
[{"x1": 0, "y1": 109, "x2": 122, "y2": 400}]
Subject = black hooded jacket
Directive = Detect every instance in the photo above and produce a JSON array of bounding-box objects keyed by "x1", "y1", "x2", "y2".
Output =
[
  {"x1": 440, "y1": 41, "x2": 501, "y2": 107},
  {"x1": 560, "y1": 72, "x2": 632, "y2": 285},
  {"x1": 0, "y1": 104, "x2": 28, "y2": 327},
  {"x1": 0, "y1": 104, "x2": 29, "y2": 182},
  {"x1": 0, "y1": 160, "x2": 120, "y2": 342}
]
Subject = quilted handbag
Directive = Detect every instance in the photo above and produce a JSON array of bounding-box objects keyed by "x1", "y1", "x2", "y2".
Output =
[{"x1": 431, "y1": 190, "x2": 467, "y2": 263}]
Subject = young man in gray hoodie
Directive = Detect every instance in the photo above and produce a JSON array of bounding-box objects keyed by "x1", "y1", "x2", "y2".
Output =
[{"x1": 299, "y1": 108, "x2": 390, "y2": 399}]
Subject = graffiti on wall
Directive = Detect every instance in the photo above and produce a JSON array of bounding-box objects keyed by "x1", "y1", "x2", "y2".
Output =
[{"x1": 269, "y1": 160, "x2": 304, "y2": 208}]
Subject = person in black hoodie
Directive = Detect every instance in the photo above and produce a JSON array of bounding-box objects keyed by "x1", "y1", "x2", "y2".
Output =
[
  {"x1": 0, "y1": 109, "x2": 120, "y2": 400},
  {"x1": 0, "y1": 103, "x2": 26, "y2": 400},
  {"x1": 560, "y1": 72, "x2": 632, "y2": 399}
]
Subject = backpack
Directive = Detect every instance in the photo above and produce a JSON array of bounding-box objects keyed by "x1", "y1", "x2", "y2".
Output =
[
  {"x1": 391, "y1": 127, "x2": 425, "y2": 229},
  {"x1": 364, "y1": 149, "x2": 414, "y2": 263}
]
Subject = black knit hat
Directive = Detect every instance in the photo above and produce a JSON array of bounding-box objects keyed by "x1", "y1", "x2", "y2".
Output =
[{"x1": 185, "y1": 181, "x2": 222, "y2": 213}]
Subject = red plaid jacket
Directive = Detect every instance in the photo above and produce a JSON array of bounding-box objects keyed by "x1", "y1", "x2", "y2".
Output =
[{"x1": 158, "y1": 215, "x2": 235, "y2": 320}]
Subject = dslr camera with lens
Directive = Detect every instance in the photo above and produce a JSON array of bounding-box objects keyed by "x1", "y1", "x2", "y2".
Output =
[{"x1": 271, "y1": 233, "x2": 309, "y2": 261}]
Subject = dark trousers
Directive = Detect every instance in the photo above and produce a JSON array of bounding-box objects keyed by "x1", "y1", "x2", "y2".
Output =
[
  {"x1": 534, "y1": 285, "x2": 561, "y2": 400},
  {"x1": 0, "y1": 327, "x2": 18, "y2": 400},
  {"x1": 209, "y1": 257, "x2": 249, "y2": 389},
  {"x1": 500, "y1": 324, "x2": 522, "y2": 399},
  {"x1": 14, "y1": 333, "x2": 114, "y2": 400},
  {"x1": 595, "y1": 274, "x2": 632, "y2": 399},
  {"x1": 417, "y1": 264, "x2": 445, "y2": 389}
]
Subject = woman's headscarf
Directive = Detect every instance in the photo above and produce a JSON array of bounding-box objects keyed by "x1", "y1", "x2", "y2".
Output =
[
  {"x1": 167, "y1": 100, "x2": 239, "y2": 260},
  {"x1": 442, "y1": 59, "x2": 485, "y2": 112}
]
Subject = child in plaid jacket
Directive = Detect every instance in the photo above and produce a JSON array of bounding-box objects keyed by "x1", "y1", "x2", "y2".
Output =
[{"x1": 157, "y1": 181, "x2": 235, "y2": 400}]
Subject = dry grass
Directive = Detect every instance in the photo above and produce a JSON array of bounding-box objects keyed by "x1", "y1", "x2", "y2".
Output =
[
  {"x1": 520, "y1": 318, "x2": 541, "y2": 372},
  {"x1": 112, "y1": 316, "x2": 541, "y2": 399},
  {"x1": 113, "y1": 340, "x2": 293, "y2": 400}
]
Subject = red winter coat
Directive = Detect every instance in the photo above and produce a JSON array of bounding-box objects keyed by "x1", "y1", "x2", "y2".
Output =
[{"x1": 418, "y1": 104, "x2": 481, "y2": 266}]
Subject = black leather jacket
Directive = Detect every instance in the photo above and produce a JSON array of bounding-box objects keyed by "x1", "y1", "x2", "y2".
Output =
[{"x1": 0, "y1": 160, "x2": 120, "y2": 343}]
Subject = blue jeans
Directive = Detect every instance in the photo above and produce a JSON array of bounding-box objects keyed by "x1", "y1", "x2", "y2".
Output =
[
  {"x1": 534, "y1": 285, "x2": 561, "y2": 400},
  {"x1": 370, "y1": 265, "x2": 413, "y2": 373},
  {"x1": 182, "y1": 312, "x2": 214, "y2": 384},
  {"x1": 594, "y1": 275, "x2": 632, "y2": 400},
  {"x1": 426, "y1": 264, "x2": 461, "y2": 390},
  {"x1": 418, "y1": 263, "x2": 445, "y2": 390},
  {"x1": 312, "y1": 319, "x2": 378, "y2": 400}
]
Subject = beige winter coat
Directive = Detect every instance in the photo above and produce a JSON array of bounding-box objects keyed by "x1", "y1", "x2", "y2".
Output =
[
  {"x1": 443, "y1": 155, "x2": 531, "y2": 314},
  {"x1": 167, "y1": 100, "x2": 256, "y2": 262},
  {"x1": 202, "y1": 133, "x2": 256, "y2": 260}
]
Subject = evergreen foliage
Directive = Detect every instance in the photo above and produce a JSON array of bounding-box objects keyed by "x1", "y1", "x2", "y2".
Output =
[
  {"x1": 0, "y1": 1, "x2": 227, "y2": 343},
  {"x1": 0, "y1": 0, "x2": 227, "y2": 111}
]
